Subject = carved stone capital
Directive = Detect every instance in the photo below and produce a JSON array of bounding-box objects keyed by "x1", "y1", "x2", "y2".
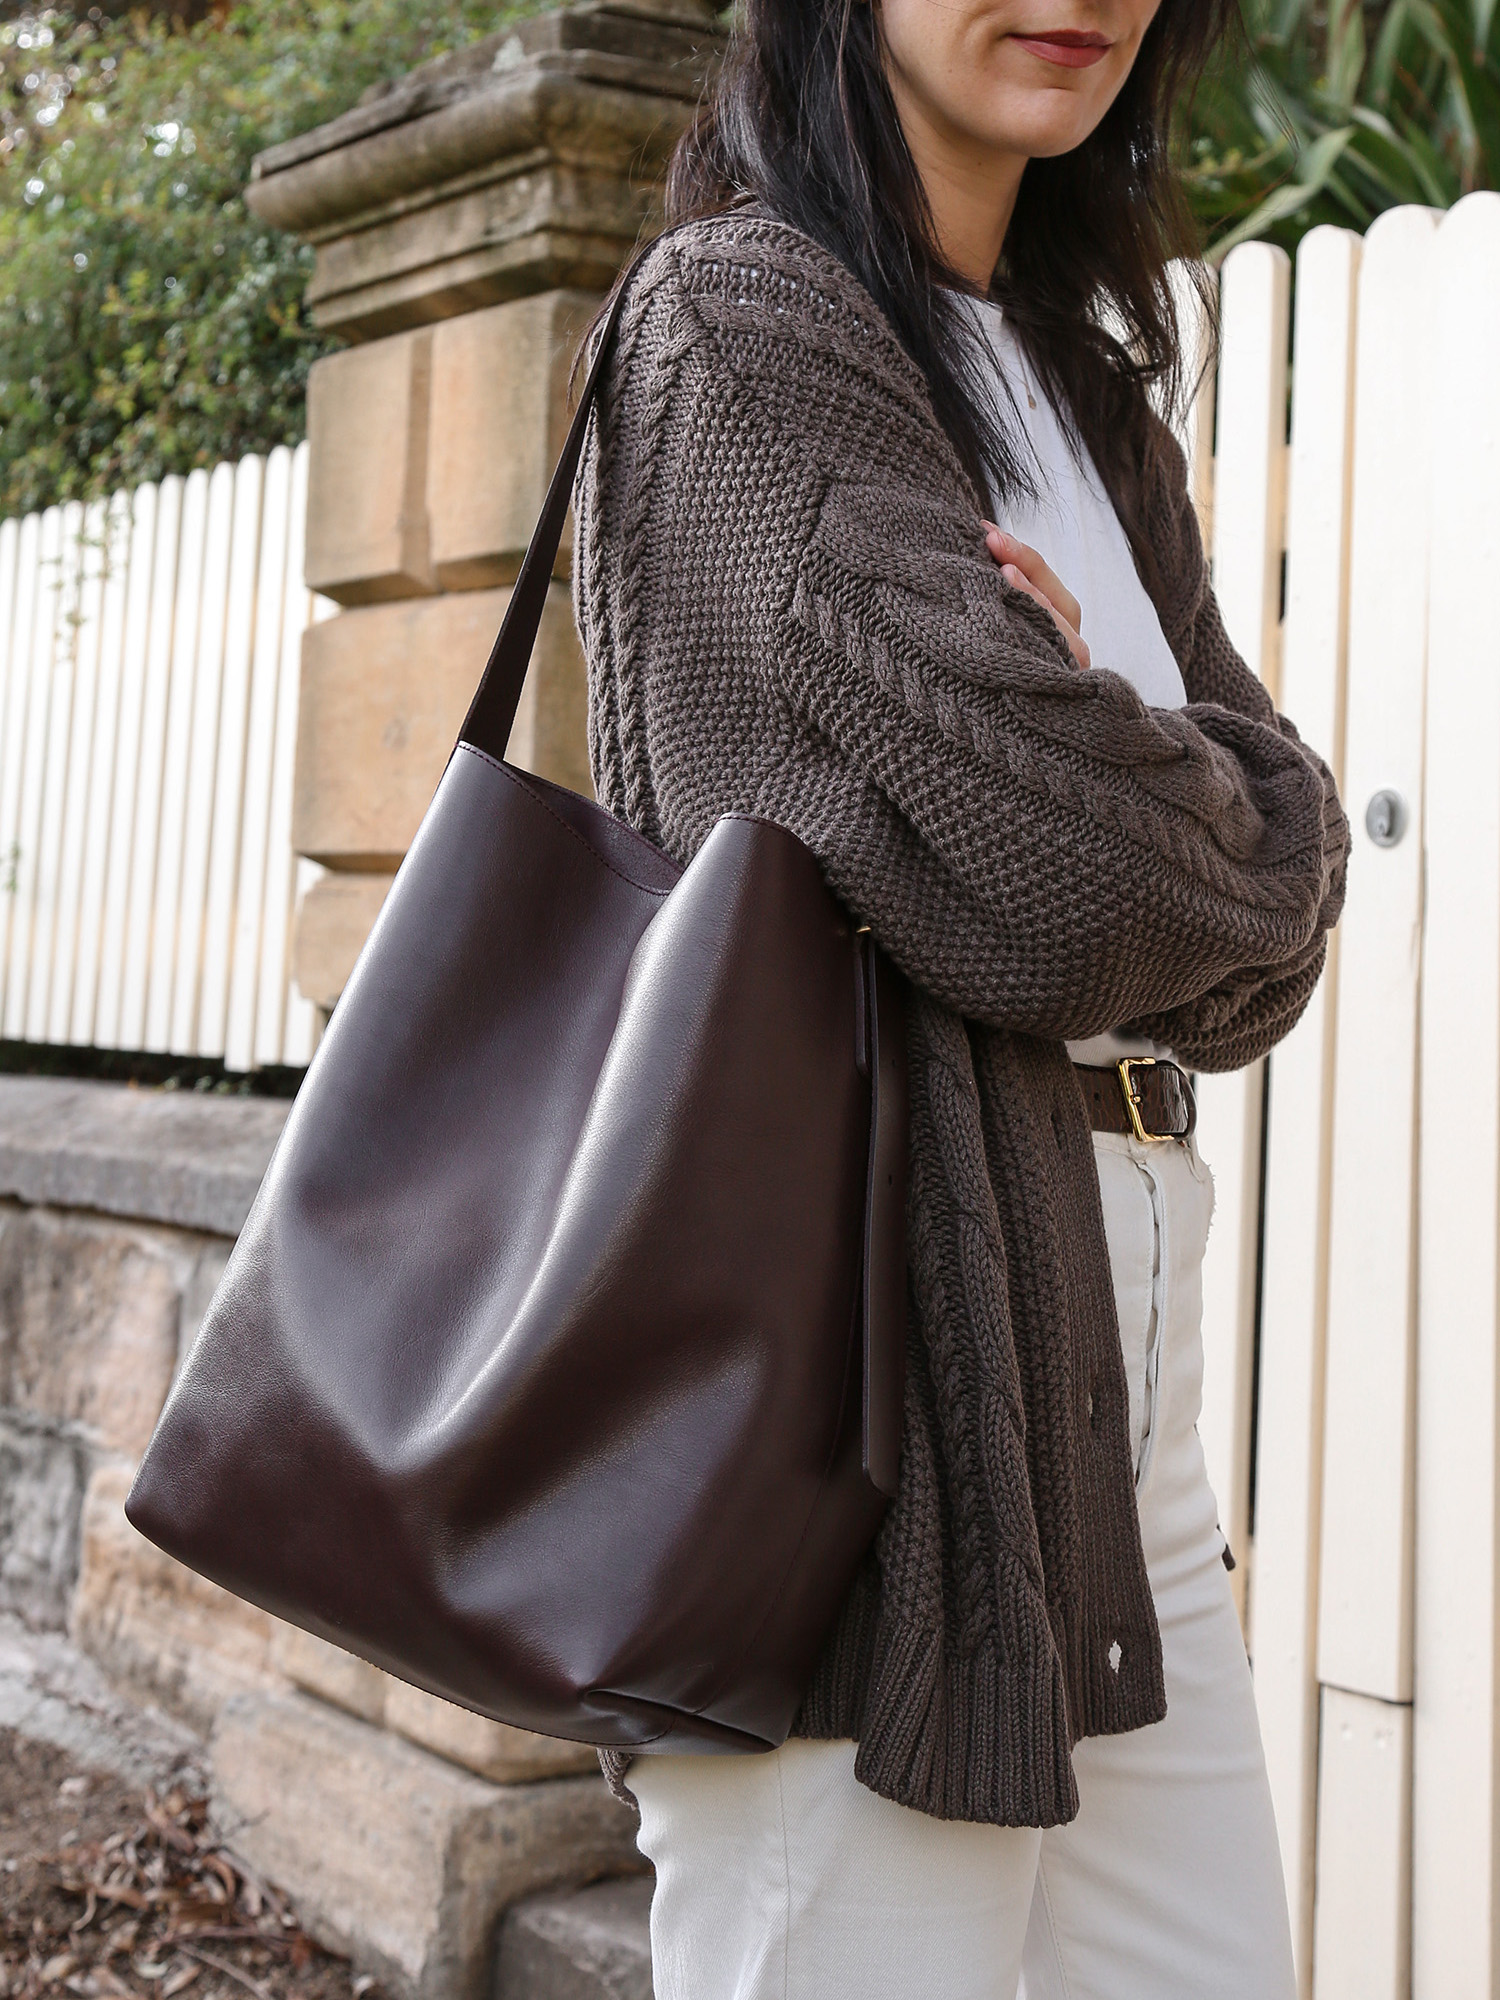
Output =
[{"x1": 246, "y1": 1, "x2": 726, "y2": 338}]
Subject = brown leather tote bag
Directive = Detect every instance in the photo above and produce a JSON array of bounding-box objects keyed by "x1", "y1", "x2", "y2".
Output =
[{"x1": 125, "y1": 236, "x2": 908, "y2": 1758}]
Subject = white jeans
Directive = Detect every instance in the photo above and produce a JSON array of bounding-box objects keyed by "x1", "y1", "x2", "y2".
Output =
[{"x1": 631, "y1": 1130, "x2": 1298, "y2": 1999}]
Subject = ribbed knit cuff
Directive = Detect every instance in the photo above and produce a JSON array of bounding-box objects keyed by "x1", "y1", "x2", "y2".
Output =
[
  {"x1": 795, "y1": 1565, "x2": 1083, "y2": 1829},
  {"x1": 1050, "y1": 1593, "x2": 1167, "y2": 1744}
]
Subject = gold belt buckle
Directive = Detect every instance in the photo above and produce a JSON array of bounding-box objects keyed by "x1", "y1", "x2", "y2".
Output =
[{"x1": 1117, "y1": 1057, "x2": 1169, "y2": 1143}]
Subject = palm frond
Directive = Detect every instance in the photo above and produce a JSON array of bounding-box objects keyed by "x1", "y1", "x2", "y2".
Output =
[{"x1": 1185, "y1": 0, "x2": 1498, "y2": 252}]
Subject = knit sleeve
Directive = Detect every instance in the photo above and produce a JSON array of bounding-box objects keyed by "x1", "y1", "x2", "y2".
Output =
[
  {"x1": 767, "y1": 445, "x2": 1346, "y2": 1042},
  {"x1": 583, "y1": 220, "x2": 1349, "y2": 1046}
]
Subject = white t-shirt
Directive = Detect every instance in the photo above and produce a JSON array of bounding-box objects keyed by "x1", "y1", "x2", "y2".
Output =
[{"x1": 957, "y1": 296, "x2": 1184, "y2": 1066}]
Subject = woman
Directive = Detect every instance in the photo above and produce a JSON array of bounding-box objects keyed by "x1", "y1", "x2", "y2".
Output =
[{"x1": 573, "y1": 2, "x2": 1349, "y2": 1994}]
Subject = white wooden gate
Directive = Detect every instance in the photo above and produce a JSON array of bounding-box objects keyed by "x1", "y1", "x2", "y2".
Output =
[
  {"x1": 1188, "y1": 191, "x2": 1500, "y2": 1999},
  {"x1": 0, "y1": 444, "x2": 327, "y2": 1072}
]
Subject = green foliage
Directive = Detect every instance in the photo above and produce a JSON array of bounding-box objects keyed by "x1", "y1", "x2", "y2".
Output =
[
  {"x1": 1185, "y1": 0, "x2": 1500, "y2": 256},
  {"x1": 0, "y1": 3, "x2": 540, "y2": 516}
]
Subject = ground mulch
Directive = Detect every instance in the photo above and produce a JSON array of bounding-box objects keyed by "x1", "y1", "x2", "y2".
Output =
[{"x1": 0, "y1": 1733, "x2": 374, "y2": 2000}]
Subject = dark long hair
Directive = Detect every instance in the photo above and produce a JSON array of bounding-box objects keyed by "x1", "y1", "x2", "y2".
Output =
[{"x1": 664, "y1": 0, "x2": 1239, "y2": 586}]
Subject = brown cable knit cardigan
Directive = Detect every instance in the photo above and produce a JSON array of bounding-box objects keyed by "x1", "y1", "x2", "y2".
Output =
[{"x1": 573, "y1": 209, "x2": 1349, "y2": 1829}]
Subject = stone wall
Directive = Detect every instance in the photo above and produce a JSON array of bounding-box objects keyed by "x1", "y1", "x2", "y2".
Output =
[
  {"x1": 0, "y1": 1078, "x2": 270, "y2": 1644},
  {"x1": 0, "y1": 1076, "x2": 643, "y2": 2000}
]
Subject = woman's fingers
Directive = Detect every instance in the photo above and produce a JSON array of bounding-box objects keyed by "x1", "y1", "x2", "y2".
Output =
[
  {"x1": 983, "y1": 519, "x2": 1092, "y2": 671},
  {"x1": 983, "y1": 524, "x2": 1084, "y2": 635},
  {"x1": 979, "y1": 521, "x2": 1091, "y2": 669},
  {"x1": 1000, "y1": 563, "x2": 1092, "y2": 670}
]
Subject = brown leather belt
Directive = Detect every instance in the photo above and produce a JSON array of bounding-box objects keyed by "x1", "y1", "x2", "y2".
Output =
[{"x1": 1075, "y1": 1058, "x2": 1197, "y2": 1142}]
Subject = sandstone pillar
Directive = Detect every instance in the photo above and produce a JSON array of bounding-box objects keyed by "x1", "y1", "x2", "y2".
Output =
[{"x1": 245, "y1": 0, "x2": 724, "y2": 1010}]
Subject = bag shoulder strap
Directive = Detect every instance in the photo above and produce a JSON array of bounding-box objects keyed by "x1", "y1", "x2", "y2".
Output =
[
  {"x1": 457, "y1": 234, "x2": 661, "y2": 762},
  {"x1": 455, "y1": 215, "x2": 906, "y2": 1501}
]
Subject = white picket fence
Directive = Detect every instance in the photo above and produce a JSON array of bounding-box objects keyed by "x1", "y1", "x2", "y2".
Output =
[
  {"x1": 2, "y1": 192, "x2": 1498, "y2": 1994},
  {"x1": 0, "y1": 443, "x2": 328, "y2": 1071},
  {"x1": 1185, "y1": 190, "x2": 1500, "y2": 2000}
]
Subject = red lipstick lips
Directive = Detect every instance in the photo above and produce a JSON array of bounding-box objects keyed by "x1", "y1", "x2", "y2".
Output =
[{"x1": 1012, "y1": 27, "x2": 1112, "y2": 68}]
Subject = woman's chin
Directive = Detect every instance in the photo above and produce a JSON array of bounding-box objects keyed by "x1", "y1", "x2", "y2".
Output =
[{"x1": 966, "y1": 104, "x2": 1109, "y2": 165}]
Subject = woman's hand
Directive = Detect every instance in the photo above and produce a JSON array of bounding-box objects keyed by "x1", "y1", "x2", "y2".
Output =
[{"x1": 983, "y1": 524, "x2": 1091, "y2": 671}]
